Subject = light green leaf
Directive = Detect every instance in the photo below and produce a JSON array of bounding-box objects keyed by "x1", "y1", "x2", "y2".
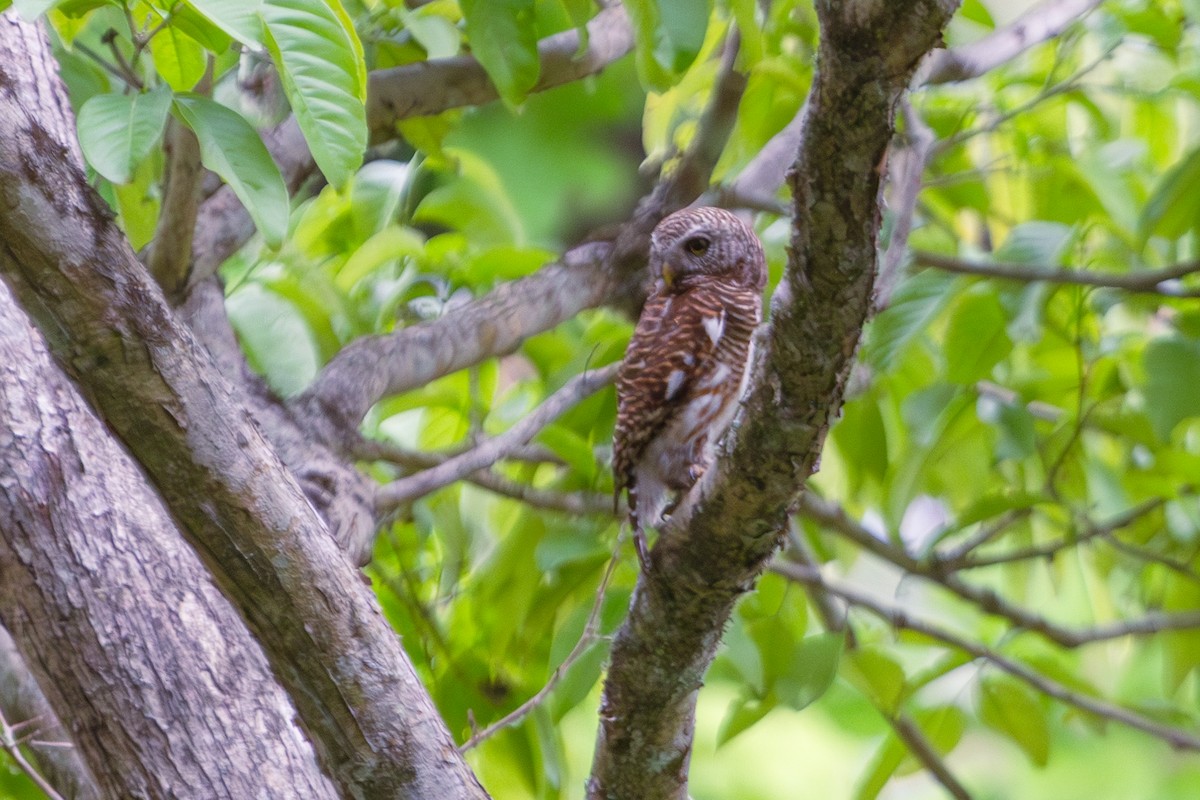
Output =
[
  {"x1": 185, "y1": 0, "x2": 263, "y2": 48},
  {"x1": 943, "y1": 291, "x2": 1013, "y2": 383},
  {"x1": 1141, "y1": 145, "x2": 1200, "y2": 243},
  {"x1": 226, "y1": 283, "x2": 319, "y2": 395},
  {"x1": 993, "y1": 221, "x2": 1075, "y2": 265},
  {"x1": 717, "y1": 694, "x2": 776, "y2": 747},
  {"x1": 460, "y1": 0, "x2": 540, "y2": 106},
  {"x1": 979, "y1": 676, "x2": 1050, "y2": 766},
  {"x1": 112, "y1": 157, "x2": 161, "y2": 250},
  {"x1": 262, "y1": 0, "x2": 367, "y2": 188},
  {"x1": 76, "y1": 87, "x2": 172, "y2": 184},
  {"x1": 865, "y1": 270, "x2": 959, "y2": 371},
  {"x1": 842, "y1": 647, "x2": 906, "y2": 713},
  {"x1": 150, "y1": 24, "x2": 207, "y2": 91},
  {"x1": 172, "y1": 94, "x2": 289, "y2": 248},
  {"x1": 1142, "y1": 337, "x2": 1200, "y2": 441},
  {"x1": 775, "y1": 631, "x2": 843, "y2": 711}
]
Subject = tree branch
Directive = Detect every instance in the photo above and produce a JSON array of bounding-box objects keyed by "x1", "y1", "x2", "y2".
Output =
[
  {"x1": 0, "y1": 16, "x2": 483, "y2": 797},
  {"x1": 587, "y1": 3, "x2": 961, "y2": 797},
  {"x1": 799, "y1": 494, "x2": 1200, "y2": 648},
  {"x1": 914, "y1": 250, "x2": 1200, "y2": 296},
  {"x1": 375, "y1": 363, "x2": 618, "y2": 512},
  {"x1": 368, "y1": 4, "x2": 634, "y2": 141},
  {"x1": 921, "y1": 0, "x2": 1103, "y2": 85},
  {"x1": 773, "y1": 561, "x2": 1200, "y2": 752},
  {"x1": 297, "y1": 27, "x2": 748, "y2": 448},
  {"x1": 190, "y1": 5, "x2": 634, "y2": 285}
]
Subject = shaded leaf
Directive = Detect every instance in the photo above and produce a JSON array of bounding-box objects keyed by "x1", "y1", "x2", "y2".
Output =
[
  {"x1": 460, "y1": 0, "x2": 540, "y2": 106},
  {"x1": 77, "y1": 87, "x2": 172, "y2": 184},
  {"x1": 173, "y1": 94, "x2": 289, "y2": 247}
]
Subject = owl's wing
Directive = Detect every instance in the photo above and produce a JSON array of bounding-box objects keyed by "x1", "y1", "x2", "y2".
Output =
[{"x1": 612, "y1": 286, "x2": 728, "y2": 501}]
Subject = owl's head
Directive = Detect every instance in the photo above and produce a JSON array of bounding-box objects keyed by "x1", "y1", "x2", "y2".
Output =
[{"x1": 649, "y1": 206, "x2": 767, "y2": 291}]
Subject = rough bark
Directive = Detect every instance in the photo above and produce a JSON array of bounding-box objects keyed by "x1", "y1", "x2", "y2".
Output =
[
  {"x1": 0, "y1": 13, "x2": 484, "y2": 798},
  {"x1": 0, "y1": 282, "x2": 338, "y2": 799},
  {"x1": 587, "y1": 2, "x2": 961, "y2": 797}
]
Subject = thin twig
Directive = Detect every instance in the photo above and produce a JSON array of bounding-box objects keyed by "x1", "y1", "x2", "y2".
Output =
[
  {"x1": 374, "y1": 364, "x2": 618, "y2": 511},
  {"x1": 876, "y1": 101, "x2": 936, "y2": 310},
  {"x1": 914, "y1": 251, "x2": 1200, "y2": 296},
  {"x1": 886, "y1": 713, "x2": 973, "y2": 800},
  {"x1": 0, "y1": 707, "x2": 66, "y2": 800},
  {"x1": 799, "y1": 494, "x2": 1200, "y2": 648},
  {"x1": 459, "y1": 540, "x2": 621, "y2": 752},
  {"x1": 921, "y1": 0, "x2": 1103, "y2": 85},
  {"x1": 772, "y1": 561, "x2": 1200, "y2": 752}
]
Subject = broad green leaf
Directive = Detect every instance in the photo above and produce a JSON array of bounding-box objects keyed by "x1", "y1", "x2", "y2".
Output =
[
  {"x1": 460, "y1": 0, "x2": 540, "y2": 106},
  {"x1": 76, "y1": 87, "x2": 172, "y2": 184},
  {"x1": 263, "y1": 0, "x2": 367, "y2": 188},
  {"x1": 943, "y1": 291, "x2": 1013, "y2": 383},
  {"x1": 337, "y1": 226, "x2": 424, "y2": 289},
  {"x1": 226, "y1": 283, "x2": 319, "y2": 395},
  {"x1": 1161, "y1": 580, "x2": 1200, "y2": 692},
  {"x1": 993, "y1": 221, "x2": 1075, "y2": 266},
  {"x1": 717, "y1": 694, "x2": 776, "y2": 747},
  {"x1": 150, "y1": 24, "x2": 207, "y2": 90},
  {"x1": 855, "y1": 705, "x2": 966, "y2": 799},
  {"x1": 979, "y1": 676, "x2": 1050, "y2": 766},
  {"x1": 112, "y1": 157, "x2": 161, "y2": 250},
  {"x1": 865, "y1": 270, "x2": 959, "y2": 371},
  {"x1": 1140, "y1": 145, "x2": 1200, "y2": 244},
  {"x1": 623, "y1": 0, "x2": 709, "y2": 89},
  {"x1": 172, "y1": 94, "x2": 289, "y2": 247},
  {"x1": 842, "y1": 647, "x2": 906, "y2": 713},
  {"x1": 775, "y1": 631, "x2": 843, "y2": 711},
  {"x1": 1142, "y1": 337, "x2": 1200, "y2": 441},
  {"x1": 185, "y1": 0, "x2": 262, "y2": 48}
]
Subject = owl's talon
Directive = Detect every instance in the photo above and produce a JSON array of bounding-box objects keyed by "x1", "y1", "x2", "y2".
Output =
[{"x1": 634, "y1": 529, "x2": 651, "y2": 571}]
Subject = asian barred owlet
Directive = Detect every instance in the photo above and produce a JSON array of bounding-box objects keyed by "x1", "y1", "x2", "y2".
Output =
[{"x1": 613, "y1": 206, "x2": 767, "y2": 568}]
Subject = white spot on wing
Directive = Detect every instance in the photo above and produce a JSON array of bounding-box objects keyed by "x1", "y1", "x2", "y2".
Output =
[
  {"x1": 665, "y1": 369, "x2": 687, "y2": 400},
  {"x1": 703, "y1": 311, "x2": 725, "y2": 348}
]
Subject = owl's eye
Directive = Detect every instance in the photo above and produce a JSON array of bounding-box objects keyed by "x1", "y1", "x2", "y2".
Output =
[{"x1": 684, "y1": 236, "x2": 710, "y2": 256}]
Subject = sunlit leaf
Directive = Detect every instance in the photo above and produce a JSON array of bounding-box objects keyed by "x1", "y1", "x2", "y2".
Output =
[
  {"x1": 979, "y1": 676, "x2": 1050, "y2": 767},
  {"x1": 262, "y1": 0, "x2": 367, "y2": 188},
  {"x1": 460, "y1": 0, "x2": 540, "y2": 106}
]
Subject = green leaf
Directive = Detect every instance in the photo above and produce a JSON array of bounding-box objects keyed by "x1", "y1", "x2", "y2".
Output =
[
  {"x1": 775, "y1": 631, "x2": 843, "y2": 711},
  {"x1": 460, "y1": 0, "x2": 540, "y2": 106},
  {"x1": 865, "y1": 270, "x2": 958, "y2": 371},
  {"x1": 112, "y1": 157, "x2": 161, "y2": 250},
  {"x1": 226, "y1": 283, "x2": 320, "y2": 395},
  {"x1": 623, "y1": 0, "x2": 709, "y2": 89},
  {"x1": 149, "y1": 24, "x2": 207, "y2": 91},
  {"x1": 185, "y1": 0, "x2": 263, "y2": 48},
  {"x1": 1142, "y1": 337, "x2": 1200, "y2": 441},
  {"x1": 1140, "y1": 145, "x2": 1200, "y2": 243},
  {"x1": 993, "y1": 221, "x2": 1075, "y2": 265},
  {"x1": 76, "y1": 87, "x2": 172, "y2": 184},
  {"x1": 262, "y1": 0, "x2": 367, "y2": 188},
  {"x1": 979, "y1": 676, "x2": 1050, "y2": 766},
  {"x1": 172, "y1": 94, "x2": 289, "y2": 248},
  {"x1": 943, "y1": 291, "x2": 1013, "y2": 383},
  {"x1": 717, "y1": 694, "x2": 776, "y2": 747},
  {"x1": 842, "y1": 647, "x2": 906, "y2": 713}
]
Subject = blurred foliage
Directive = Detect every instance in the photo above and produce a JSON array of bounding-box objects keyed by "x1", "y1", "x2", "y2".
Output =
[{"x1": 7, "y1": 0, "x2": 1200, "y2": 796}]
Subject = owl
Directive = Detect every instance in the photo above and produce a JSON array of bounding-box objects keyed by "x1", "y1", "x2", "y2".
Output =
[{"x1": 613, "y1": 206, "x2": 767, "y2": 568}]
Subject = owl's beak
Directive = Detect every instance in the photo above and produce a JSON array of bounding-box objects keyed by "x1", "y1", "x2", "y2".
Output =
[{"x1": 661, "y1": 263, "x2": 677, "y2": 287}]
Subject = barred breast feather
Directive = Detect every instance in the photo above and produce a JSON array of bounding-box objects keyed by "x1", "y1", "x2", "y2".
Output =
[{"x1": 613, "y1": 278, "x2": 761, "y2": 537}]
